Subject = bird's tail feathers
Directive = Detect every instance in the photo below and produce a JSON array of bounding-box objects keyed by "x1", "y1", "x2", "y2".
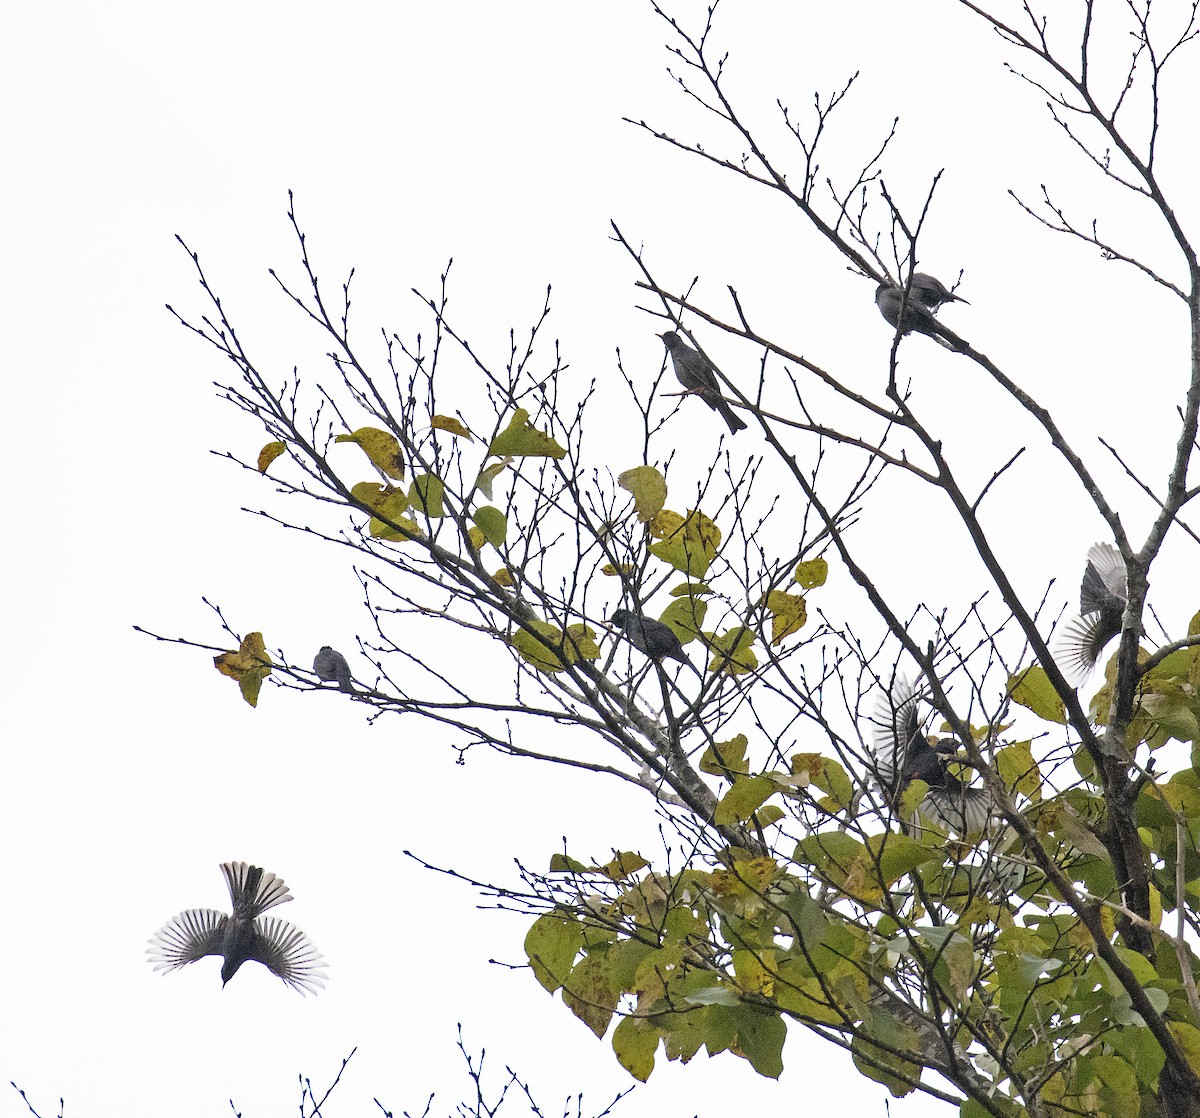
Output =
[{"x1": 222, "y1": 861, "x2": 293, "y2": 917}]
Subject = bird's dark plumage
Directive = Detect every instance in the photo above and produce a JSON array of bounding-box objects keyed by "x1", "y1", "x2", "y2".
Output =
[
  {"x1": 659, "y1": 331, "x2": 747, "y2": 434},
  {"x1": 869, "y1": 678, "x2": 991, "y2": 834},
  {"x1": 909, "y1": 273, "x2": 968, "y2": 311},
  {"x1": 314, "y1": 645, "x2": 354, "y2": 692},
  {"x1": 1056, "y1": 543, "x2": 1128, "y2": 678},
  {"x1": 147, "y1": 862, "x2": 327, "y2": 995},
  {"x1": 875, "y1": 275, "x2": 968, "y2": 349},
  {"x1": 609, "y1": 607, "x2": 703, "y2": 676}
]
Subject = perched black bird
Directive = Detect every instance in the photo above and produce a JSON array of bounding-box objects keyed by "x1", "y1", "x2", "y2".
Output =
[
  {"x1": 314, "y1": 645, "x2": 354, "y2": 692},
  {"x1": 875, "y1": 274, "x2": 967, "y2": 349},
  {"x1": 909, "y1": 272, "x2": 968, "y2": 311},
  {"x1": 609, "y1": 607, "x2": 703, "y2": 676},
  {"x1": 1056, "y1": 543, "x2": 1129, "y2": 678},
  {"x1": 147, "y1": 862, "x2": 327, "y2": 995},
  {"x1": 659, "y1": 331, "x2": 747, "y2": 434},
  {"x1": 868, "y1": 677, "x2": 991, "y2": 834}
]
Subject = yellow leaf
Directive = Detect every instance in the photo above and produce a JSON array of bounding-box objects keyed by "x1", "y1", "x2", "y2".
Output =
[
  {"x1": 472, "y1": 506, "x2": 507, "y2": 547},
  {"x1": 213, "y1": 632, "x2": 272, "y2": 708},
  {"x1": 467, "y1": 526, "x2": 486, "y2": 551},
  {"x1": 257, "y1": 441, "x2": 285, "y2": 474},
  {"x1": 765, "y1": 589, "x2": 806, "y2": 645},
  {"x1": 476, "y1": 457, "x2": 511, "y2": 499},
  {"x1": 793, "y1": 558, "x2": 828, "y2": 589},
  {"x1": 488, "y1": 409, "x2": 567, "y2": 459},
  {"x1": 408, "y1": 473, "x2": 446, "y2": 517},
  {"x1": 334, "y1": 426, "x2": 406, "y2": 481},
  {"x1": 432, "y1": 414, "x2": 472, "y2": 439},
  {"x1": 648, "y1": 509, "x2": 720, "y2": 578},
  {"x1": 351, "y1": 482, "x2": 418, "y2": 540},
  {"x1": 707, "y1": 626, "x2": 758, "y2": 675},
  {"x1": 601, "y1": 563, "x2": 635, "y2": 577},
  {"x1": 618, "y1": 466, "x2": 667, "y2": 523},
  {"x1": 700, "y1": 734, "x2": 750, "y2": 778},
  {"x1": 493, "y1": 568, "x2": 515, "y2": 587}
]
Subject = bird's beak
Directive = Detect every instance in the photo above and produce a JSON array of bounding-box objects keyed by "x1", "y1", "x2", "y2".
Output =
[{"x1": 950, "y1": 294, "x2": 970, "y2": 305}]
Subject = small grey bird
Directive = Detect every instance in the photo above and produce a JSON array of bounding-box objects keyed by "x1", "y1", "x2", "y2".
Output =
[
  {"x1": 1056, "y1": 543, "x2": 1128, "y2": 678},
  {"x1": 909, "y1": 273, "x2": 968, "y2": 311},
  {"x1": 147, "y1": 862, "x2": 327, "y2": 995},
  {"x1": 875, "y1": 275, "x2": 967, "y2": 349},
  {"x1": 609, "y1": 607, "x2": 703, "y2": 676},
  {"x1": 869, "y1": 677, "x2": 991, "y2": 834},
  {"x1": 659, "y1": 331, "x2": 747, "y2": 434},
  {"x1": 313, "y1": 646, "x2": 353, "y2": 692}
]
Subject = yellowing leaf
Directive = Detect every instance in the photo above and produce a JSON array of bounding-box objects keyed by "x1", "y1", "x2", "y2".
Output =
[
  {"x1": 648, "y1": 510, "x2": 720, "y2": 578},
  {"x1": 707, "y1": 626, "x2": 758, "y2": 676},
  {"x1": 488, "y1": 409, "x2": 567, "y2": 459},
  {"x1": 476, "y1": 457, "x2": 511, "y2": 499},
  {"x1": 335, "y1": 426, "x2": 405, "y2": 481},
  {"x1": 472, "y1": 505, "x2": 507, "y2": 547},
  {"x1": 432, "y1": 414, "x2": 472, "y2": 439},
  {"x1": 213, "y1": 631, "x2": 272, "y2": 708},
  {"x1": 618, "y1": 466, "x2": 667, "y2": 523},
  {"x1": 601, "y1": 562, "x2": 635, "y2": 577},
  {"x1": 612, "y1": 1016, "x2": 658, "y2": 1082},
  {"x1": 714, "y1": 775, "x2": 776, "y2": 825},
  {"x1": 352, "y1": 482, "x2": 418, "y2": 540},
  {"x1": 700, "y1": 734, "x2": 750, "y2": 778},
  {"x1": 793, "y1": 557, "x2": 828, "y2": 589},
  {"x1": 492, "y1": 568, "x2": 515, "y2": 587},
  {"x1": 509, "y1": 620, "x2": 599, "y2": 673},
  {"x1": 1008, "y1": 665, "x2": 1066, "y2": 724},
  {"x1": 765, "y1": 589, "x2": 806, "y2": 645},
  {"x1": 257, "y1": 441, "x2": 285, "y2": 473},
  {"x1": 659, "y1": 596, "x2": 706, "y2": 644},
  {"x1": 408, "y1": 473, "x2": 446, "y2": 517},
  {"x1": 467, "y1": 526, "x2": 486, "y2": 551},
  {"x1": 598, "y1": 852, "x2": 649, "y2": 881}
]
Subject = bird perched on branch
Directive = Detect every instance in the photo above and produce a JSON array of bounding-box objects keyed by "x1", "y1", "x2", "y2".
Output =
[
  {"x1": 875, "y1": 272, "x2": 968, "y2": 349},
  {"x1": 609, "y1": 607, "x2": 703, "y2": 677},
  {"x1": 147, "y1": 862, "x2": 327, "y2": 994},
  {"x1": 1056, "y1": 543, "x2": 1129, "y2": 678},
  {"x1": 659, "y1": 331, "x2": 747, "y2": 434},
  {"x1": 868, "y1": 677, "x2": 991, "y2": 834},
  {"x1": 313, "y1": 645, "x2": 354, "y2": 692}
]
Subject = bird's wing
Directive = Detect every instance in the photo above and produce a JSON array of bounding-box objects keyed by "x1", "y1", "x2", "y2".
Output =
[
  {"x1": 1055, "y1": 612, "x2": 1117, "y2": 678},
  {"x1": 1082, "y1": 543, "x2": 1127, "y2": 604},
  {"x1": 222, "y1": 861, "x2": 293, "y2": 917},
  {"x1": 147, "y1": 908, "x2": 228, "y2": 970},
  {"x1": 249, "y1": 916, "x2": 327, "y2": 995},
  {"x1": 921, "y1": 786, "x2": 992, "y2": 835},
  {"x1": 868, "y1": 677, "x2": 922, "y2": 788}
]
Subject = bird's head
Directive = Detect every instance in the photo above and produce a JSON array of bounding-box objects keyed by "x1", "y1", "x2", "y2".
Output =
[
  {"x1": 220, "y1": 955, "x2": 246, "y2": 986},
  {"x1": 658, "y1": 330, "x2": 680, "y2": 348},
  {"x1": 608, "y1": 608, "x2": 630, "y2": 629}
]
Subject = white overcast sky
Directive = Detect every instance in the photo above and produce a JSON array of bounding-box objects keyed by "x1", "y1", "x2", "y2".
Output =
[{"x1": 3, "y1": 2, "x2": 1198, "y2": 1117}]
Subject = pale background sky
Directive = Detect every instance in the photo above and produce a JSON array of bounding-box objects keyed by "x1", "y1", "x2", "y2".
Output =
[{"x1": 3, "y1": 2, "x2": 1197, "y2": 1116}]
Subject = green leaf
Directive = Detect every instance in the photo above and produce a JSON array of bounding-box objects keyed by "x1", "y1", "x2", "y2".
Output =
[
  {"x1": 488, "y1": 409, "x2": 567, "y2": 459},
  {"x1": 524, "y1": 912, "x2": 583, "y2": 993},
  {"x1": 1007, "y1": 665, "x2": 1066, "y2": 724},
  {"x1": 714, "y1": 775, "x2": 776, "y2": 826},
  {"x1": 996, "y1": 739, "x2": 1042, "y2": 799},
  {"x1": 683, "y1": 985, "x2": 741, "y2": 1007},
  {"x1": 335, "y1": 426, "x2": 406, "y2": 480},
  {"x1": 408, "y1": 472, "x2": 446, "y2": 517},
  {"x1": 713, "y1": 1004, "x2": 785, "y2": 1079},
  {"x1": 472, "y1": 505, "x2": 507, "y2": 547},
  {"x1": 618, "y1": 465, "x2": 667, "y2": 523},
  {"x1": 700, "y1": 734, "x2": 749, "y2": 779},
  {"x1": 562, "y1": 953, "x2": 618, "y2": 1038},
  {"x1": 706, "y1": 626, "x2": 758, "y2": 676},
  {"x1": 793, "y1": 557, "x2": 828, "y2": 588},
  {"x1": 508, "y1": 620, "x2": 598, "y2": 673},
  {"x1": 612, "y1": 1016, "x2": 659, "y2": 1082},
  {"x1": 658, "y1": 596, "x2": 707, "y2": 644}
]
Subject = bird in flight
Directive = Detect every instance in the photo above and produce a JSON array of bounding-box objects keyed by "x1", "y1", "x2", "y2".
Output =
[{"x1": 147, "y1": 861, "x2": 327, "y2": 994}]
